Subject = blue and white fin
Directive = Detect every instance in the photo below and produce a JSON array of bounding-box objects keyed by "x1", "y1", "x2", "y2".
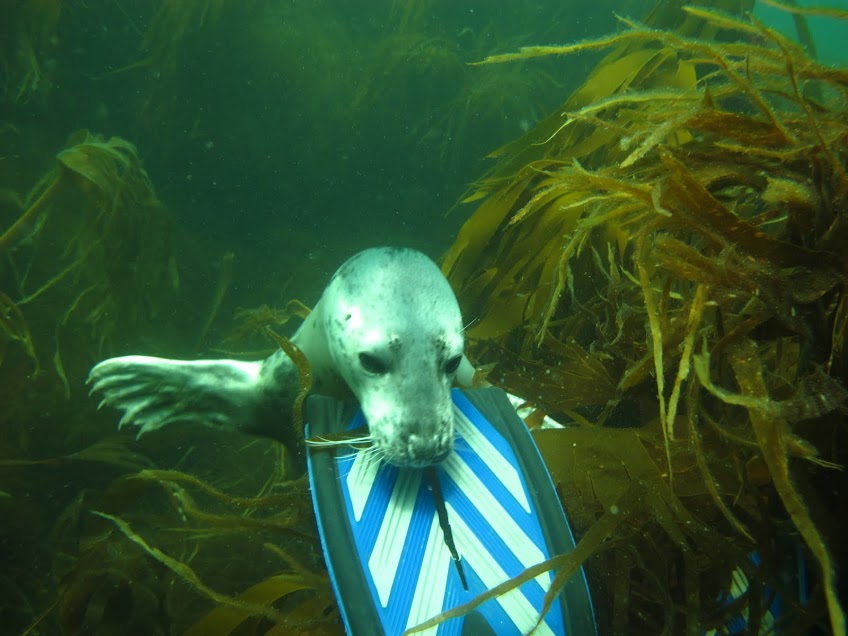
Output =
[{"x1": 306, "y1": 387, "x2": 597, "y2": 636}]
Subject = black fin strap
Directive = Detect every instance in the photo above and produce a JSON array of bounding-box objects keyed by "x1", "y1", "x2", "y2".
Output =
[{"x1": 425, "y1": 467, "x2": 469, "y2": 591}]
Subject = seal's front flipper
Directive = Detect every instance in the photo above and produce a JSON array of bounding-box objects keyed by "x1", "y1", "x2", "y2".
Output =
[
  {"x1": 306, "y1": 387, "x2": 597, "y2": 636},
  {"x1": 88, "y1": 355, "x2": 265, "y2": 437}
]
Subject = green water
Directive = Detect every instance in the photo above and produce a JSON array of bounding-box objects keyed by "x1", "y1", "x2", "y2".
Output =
[{"x1": 1, "y1": 1, "x2": 846, "y2": 634}]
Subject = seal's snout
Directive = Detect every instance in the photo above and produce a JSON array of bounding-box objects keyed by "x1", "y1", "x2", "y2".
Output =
[
  {"x1": 386, "y1": 427, "x2": 453, "y2": 467},
  {"x1": 407, "y1": 431, "x2": 453, "y2": 465}
]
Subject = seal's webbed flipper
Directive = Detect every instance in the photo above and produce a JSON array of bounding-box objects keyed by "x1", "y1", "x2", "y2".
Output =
[{"x1": 88, "y1": 355, "x2": 266, "y2": 437}]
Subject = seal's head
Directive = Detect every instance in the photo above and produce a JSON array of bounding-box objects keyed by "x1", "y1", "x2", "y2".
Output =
[{"x1": 322, "y1": 247, "x2": 463, "y2": 467}]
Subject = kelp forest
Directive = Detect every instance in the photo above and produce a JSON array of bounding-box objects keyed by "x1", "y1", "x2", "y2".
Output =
[{"x1": 1, "y1": 0, "x2": 847, "y2": 635}]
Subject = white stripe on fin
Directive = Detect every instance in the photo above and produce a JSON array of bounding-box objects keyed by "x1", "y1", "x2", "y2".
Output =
[
  {"x1": 347, "y1": 449, "x2": 382, "y2": 521},
  {"x1": 406, "y1": 512, "x2": 452, "y2": 634},
  {"x1": 449, "y1": 502, "x2": 555, "y2": 636},
  {"x1": 454, "y1": 405, "x2": 530, "y2": 513},
  {"x1": 368, "y1": 468, "x2": 422, "y2": 607}
]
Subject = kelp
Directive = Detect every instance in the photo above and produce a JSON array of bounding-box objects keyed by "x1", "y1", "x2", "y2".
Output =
[
  {"x1": 0, "y1": 131, "x2": 177, "y2": 390},
  {"x1": 121, "y1": 0, "x2": 235, "y2": 144},
  {"x1": 46, "y1": 445, "x2": 334, "y2": 636},
  {"x1": 443, "y1": 2, "x2": 847, "y2": 634},
  {"x1": 265, "y1": 328, "x2": 313, "y2": 442},
  {"x1": 0, "y1": 290, "x2": 37, "y2": 370},
  {"x1": 0, "y1": 127, "x2": 308, "y2": 634},
  {"x1": 350, "y1": 5, "x2": 571, "y2": 186},
  {"x1": 760, "y1": 0, "x2": 848, "y2": 20},
  {"x1": 94, "y1": 510, "x2": 300, "y2": 626},
  {"x1": 182, "y1": 573, "x2": 333, "y2": 636},
  {"x1": 0, "y1": 0, "x2": 62, "y2": 103},
  {"x1": 196, "y1": 251, "x2": 236, "y2": 352},
  {"x1": 0, "y1": 437, "x2": 154, "y2": 474},
  {"x1": 216, "y1": 300, "x2": 312, "y2": 357},
  {"x1": 3, "y1": 2, "x2": 846, "y2": 634},
  {"x1": 697, "y1": 339, "x2": 843, "y2": 630},
  {"x1": 57, "y1": 523, "x2": 170, "y2": 636},
  {"x1": 123, "y1": 0, "x2": 361, "y2": 193}
]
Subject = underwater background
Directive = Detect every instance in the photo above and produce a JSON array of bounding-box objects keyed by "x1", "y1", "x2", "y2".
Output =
[{"x1": 2, "y1": 0, "x2": 848, "y2": 634}]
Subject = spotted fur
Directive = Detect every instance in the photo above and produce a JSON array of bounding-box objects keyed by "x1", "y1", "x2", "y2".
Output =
[{"x1": 88, "y1": 247, "x2": 469, "y2": 468}]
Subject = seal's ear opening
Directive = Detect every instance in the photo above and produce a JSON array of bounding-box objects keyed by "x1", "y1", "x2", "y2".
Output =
[{"x1": 305, "y1": 388, "x2": 597, "y2": 636}]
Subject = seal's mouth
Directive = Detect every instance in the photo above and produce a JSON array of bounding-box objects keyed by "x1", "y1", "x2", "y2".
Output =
[{"x1": 376, "y1": 428, "x2": 454, "y2": 467}]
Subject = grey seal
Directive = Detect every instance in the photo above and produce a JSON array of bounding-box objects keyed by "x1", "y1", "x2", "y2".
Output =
[{"x1": 88, "y1": 247, "x2": 476, "y2": 469}]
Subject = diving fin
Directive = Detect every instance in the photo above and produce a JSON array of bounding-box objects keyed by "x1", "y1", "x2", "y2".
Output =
[{"x1": 306, "y1": 387, "x2": 596, "y2": 636}]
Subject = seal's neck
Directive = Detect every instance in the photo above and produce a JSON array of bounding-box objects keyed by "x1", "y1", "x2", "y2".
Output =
[{"x1": 292, "y1": 298, "x2": 350, "y2": 399}]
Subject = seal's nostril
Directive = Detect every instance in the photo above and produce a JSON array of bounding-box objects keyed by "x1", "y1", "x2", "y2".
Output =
[{"x1": 405, "y1": 435, "x2": 452, "y2": 463}]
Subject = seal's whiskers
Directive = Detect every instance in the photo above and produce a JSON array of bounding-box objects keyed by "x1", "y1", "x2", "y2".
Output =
[
  {"x1": 356, "y1": 444, "x2": 386, "y2": 470},
  {"x1": 306, "y1": 434, "x2": 373, "y2": 448}
]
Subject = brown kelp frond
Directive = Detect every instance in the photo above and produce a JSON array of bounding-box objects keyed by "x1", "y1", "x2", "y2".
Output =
[
  {"x1": 470, "y1": 31, "x2": 642, "y2": 66},
  {"x1": 93, "y1": 510, "x2": 293, "y2": 625},
  {"x1": 222, "y1": 300, "x2": 312, "y2": 352},
  {"x1": 685, "y1": 378, "x2": 755, "y2": 542},
  {"x1": 714, "y1": 340, "x2": 844, "y2": 634},
  {"x1": 0, "y1": 438, "x2": 152, "y2": 472},
  {"x1": 445, "y1": 3, "x2": 847, "y2": 633},
  {"x1": 759, "y1": 0, "x2": 848, "y2": 20},
  {"x1": 183, "y1": 573, "x2": 335, "y2": 636},
  {"x1": 0, "y1": 131, "x2": 176, "y2": 386},
  {"x1": 130, "y1": 469, "x2": 299, "y2": 509},
  {"x1": 156, "y1": 484, "x2": 311, "y2": 541},
  {"x1": 51, "y1": 459, "x2": 328, "y2": 635},
  {"x1": 266, "y1": 327, "x2": 313, "y2": 440},
  {"x1": 63, "y1": 438, "x2": 157, "y2": 472},
  {"x1": 464, "y1": 5, "x2": 847, "y2": 193}
]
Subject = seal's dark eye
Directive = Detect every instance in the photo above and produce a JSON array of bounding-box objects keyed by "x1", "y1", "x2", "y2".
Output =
[
  {"x1": 359, "y1": 353, "x2": 388, "y2": 375},
  {"x1": 445, "y1": 355, "x2": 462, "y2": 375}
]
